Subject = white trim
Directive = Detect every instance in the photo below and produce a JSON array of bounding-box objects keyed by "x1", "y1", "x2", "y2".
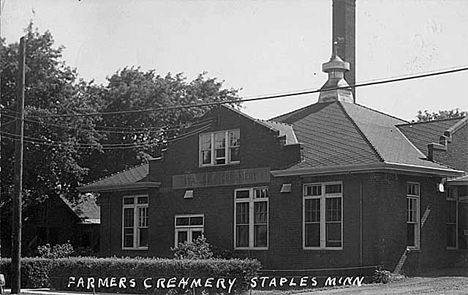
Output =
[
  {"x1": 199, "y1": 129, "x2": 240, "y2": 167},
  {"x1": 280, "y1": 183, "x2": 292, "y2": 193},
  {"x1": 122, "y1": 194, "x2": 149, "y2": 250},
  {"x1": 183, "y1": 190, "x2": 194, "y2": 199},
  {"x1": 234, "y1": 187, "x2": 269, "y2": 250},
  {"x1": 174, "y1": 214, "x2": 205, "y2": 246},
  {"x1": 303, "y1": 181, "x2": 343, "y2": 250},
  {"x1": 406, "y1": 182, "x2": 420, "y2": 250},
  {"x1": 446, "y1": 190, "x2": 458, "y2": 250},
  {"x1": 271, "y1": 162, "x2": 463, "y2": 178},
  {"x1": 79, "y1": 182, "x2": 160, "y2": 193}
]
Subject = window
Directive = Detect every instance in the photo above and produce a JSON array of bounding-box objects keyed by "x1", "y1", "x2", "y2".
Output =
[
  {"x1": 447, "y1": 187, "x2": 458, "y2": 249},
  {"x1": 175, "y1": 215, "x2": 204, "y2": 245},
  {"x1": 122, "y1": 195, "x2": 149, "y2": 249},
  {"x1": 407, "y1": 183, "x2": 420, "y2": 249},
  {"x1": 234, "y1": 187, "x2": 268, "y2": 249},
  {"x1": 303, "y1": 182, "x2": 343, "y2": 249},
  {"x1": 200, "y1": 130, "x2": 240, "y2": 166}
]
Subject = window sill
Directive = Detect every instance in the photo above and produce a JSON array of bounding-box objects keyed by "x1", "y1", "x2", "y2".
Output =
[
  {"x1": 406, "y1": 247, "x2": 420, "y2": 253},
  {"x1": 446, "y1": 247, "x2": 459, "y2": 251},
  {"x1": 122, "y1": 247, "x2": 148, "y2": 251},
  {"x1": 199, "y1": 162, "x2": 240, "y2": 168},
  {"x1": 234, "y1": 247, "x2": 268, "y2": 251},
  {"x1": 303, "y1": 248, "x2": 343, "y2": 252}
]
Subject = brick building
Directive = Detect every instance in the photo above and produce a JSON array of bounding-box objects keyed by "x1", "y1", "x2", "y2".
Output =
[{"x1": 79, "y1": 46, "x2": 468, "y2": 273}]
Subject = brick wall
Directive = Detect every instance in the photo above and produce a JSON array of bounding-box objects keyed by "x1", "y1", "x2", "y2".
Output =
[{"x1": 99, "y1": 170, "x2": 452, "y2": 272}]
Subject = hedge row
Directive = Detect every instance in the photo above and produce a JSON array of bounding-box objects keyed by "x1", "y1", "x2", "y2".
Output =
[
  {"x1": 0, "y1": 258, "x2": 53, "y2": 288},
  {"x1": 0, "y1": 257, "x2": 261, "y2": 294}
]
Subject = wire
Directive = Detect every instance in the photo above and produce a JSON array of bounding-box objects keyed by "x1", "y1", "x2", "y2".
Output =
[
  {"x1": 0, "y1": 121, "x2": 213, "y2": 150},
  {"x1": 0, "y1": 118, "x2": 17, "y2": 129},
  {"x1": 1, "y1": 131, "x2": 154, "y2": 150},
  {"x1": 24, "y1": 65, "x2": 468, "y2": 119},
  {"x1": 0, "y1": 112, "x2": 215, "y2": 134}
]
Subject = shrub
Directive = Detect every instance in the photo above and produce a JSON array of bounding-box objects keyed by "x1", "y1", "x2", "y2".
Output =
[
  {"x1": 372, "y1": 266, "x2": 391, "y2": 284},
  {"x1": 171, "y1": 236, "x2": 214, "y2": 260},
  {"x1": 37, "y1": 242, "x2": 74, "y2": 259},
  {"x1": 49, "y1": 257, "x2": 261, "y2": 294},
  {"x1": 0, "y1": 258, "x2": 53, "y2": 288},
  {"x1": 211, "y1": 245, "x2": 233, "y2": 259}
]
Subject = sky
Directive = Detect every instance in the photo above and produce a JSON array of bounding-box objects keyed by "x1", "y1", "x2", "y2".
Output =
[{"x1": 2, "y1": 0, "x2": 468, "y2": 122}]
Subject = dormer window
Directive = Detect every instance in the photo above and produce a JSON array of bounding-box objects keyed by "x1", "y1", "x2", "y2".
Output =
[{"x1": 200, "y1": 130, "x2": 240, "y2": 166}]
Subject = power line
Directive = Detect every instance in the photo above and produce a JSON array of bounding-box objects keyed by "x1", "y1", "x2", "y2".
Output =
[
  {"x1": 0, "y1": 112, "x2": 215, "y2": 134},
  {"x1": 24, "y1": 65, "x2": 468, "y2": 119},
  {"x1": 0, "y1": 121, "x2": 213, "y2": 150},
  {"x1": 0, "y1": 118, "x2": 16, "y2": 129}
]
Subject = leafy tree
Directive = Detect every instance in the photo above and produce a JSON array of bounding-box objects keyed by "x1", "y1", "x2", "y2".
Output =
[
  {"x1": 84, "y1": 68, "x2": 240, "y2": 180},
  {"x1": 0, "y1": 24, "x2": 241, "y2": 256},
  {"x1": 1, "y1": 24, "x2": 241, "y2": 199},
  {"x1": 0, "y1": 24, "x2": 101, "y2": 214},
  {"x1": 415, "y1": 109, "x2": 467, "y2": 122}
]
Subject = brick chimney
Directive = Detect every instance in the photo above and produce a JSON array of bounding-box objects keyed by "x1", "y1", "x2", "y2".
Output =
[{"x1": 332, "y1": 0, "x2": 356, "y2": 101}]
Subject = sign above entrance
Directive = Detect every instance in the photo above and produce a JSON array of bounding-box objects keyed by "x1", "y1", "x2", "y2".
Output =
[{"x1": 172, "y1": 167, "x2": 270, "y2": 189}]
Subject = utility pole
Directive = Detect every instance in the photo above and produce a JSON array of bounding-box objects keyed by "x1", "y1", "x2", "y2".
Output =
[
  {"x1": 11, "y1": 36, "x2": 26, "y2": 295},
  {"x1": 0, "y1": 0, "x2": 3, "y2": 262}
]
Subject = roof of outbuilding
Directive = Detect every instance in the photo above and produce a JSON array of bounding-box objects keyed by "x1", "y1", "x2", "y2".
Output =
[
  {"x1": 397, "y1": 117, "x2": 466, "y2": 155},
  {"x1": 272, "y1": 100, "x2": 457, "y2": 172},
  {"x1": 60, "y1": 194, "x2": 100, "y2": 224}
]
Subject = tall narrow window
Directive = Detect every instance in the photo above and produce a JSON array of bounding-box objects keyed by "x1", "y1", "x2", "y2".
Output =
[
  {"x1": 303, "y1": 182, "x2": 343, "y2": 249},
  {"x1": 234, "y1": 187, "x2": 268, "y2": 249},
  {"x1": 200, "y1": 134, "x2": 212, "y2": 165},
  {"x1": 407, "y1": 183, "x2": 420, "y2": 249},
  {"x1": 122, "y1": 195, "x2": 149, "y2": 249},
  {"x1": 199, "y1": 130, "x2": 240, "y2": 166},
  {"x1": 174, "y1": 215, "x2": 204, "y2": 246},
  {"x1": 446, "y1": 187, "x2": 458, "y2": 249}
]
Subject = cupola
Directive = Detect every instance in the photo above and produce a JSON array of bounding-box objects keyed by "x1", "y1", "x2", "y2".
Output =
[{"x1": 318, "y1": 42, "x2": 354, "y2": 103}]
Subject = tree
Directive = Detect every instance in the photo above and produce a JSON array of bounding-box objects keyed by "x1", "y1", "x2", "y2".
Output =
[
  {"x1": 415, "y1": 109, "x2": 467, "y2": 122},
  {"x1": 0, "y1": 24, "x2": 241, "y2": 256},
  {"x1": 1, "y1": 24, "x2": 241, "y2": 198},
  {"x1": 0, "y1": 24, "x2": 102, "y2": 211},
  {"x1": 83, "y1": 68, "x2": 240, "y2": 180}
]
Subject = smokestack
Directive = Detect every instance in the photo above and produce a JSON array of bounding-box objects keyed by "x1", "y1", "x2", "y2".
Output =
[{"x1": 332, "y1": 0, "x2": 356, "y2": 101}]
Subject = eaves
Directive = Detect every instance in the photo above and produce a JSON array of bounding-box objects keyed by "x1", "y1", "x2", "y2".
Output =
[{"x1": 271, "y1": 162, "x2": 464, "y2": 178}]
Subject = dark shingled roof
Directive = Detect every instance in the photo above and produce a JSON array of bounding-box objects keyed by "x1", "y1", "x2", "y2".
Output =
[
  {"x1": 78, "y1": 163, "x2": 158, "y2": 192},
  {"x1": 60, "y1": 195, "x2": 100, "y2": 224},
  {"x1": 273, "y1": 100, "x2": 455, "y2": 171},
  {"x1": 80, "y1": 103, "x2": 463, "y2": 191},
  {"x1": 397, "y1": 117, "x2": 466, "y2": 155}
]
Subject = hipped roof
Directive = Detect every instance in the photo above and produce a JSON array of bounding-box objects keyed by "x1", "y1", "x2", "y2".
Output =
[
  {"x1": 270, "y1": 100, "x2": 463, "y2": 177},
  {"x1": 78, "y1": 102, "x2": 464, "y2": 192},
  {"x1": 397, "y1": 117, "x2": 467, "y2": 155}
]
